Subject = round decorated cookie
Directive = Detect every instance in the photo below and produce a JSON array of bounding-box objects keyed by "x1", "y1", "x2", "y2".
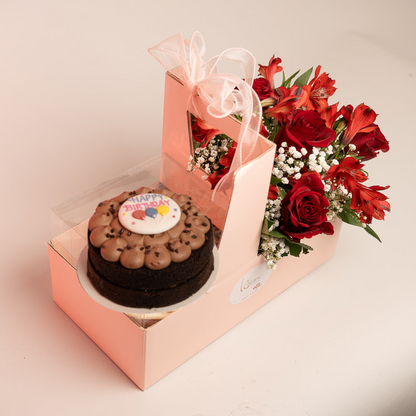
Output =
[{"x1": 118, "y1": 193, "x2": 181, "y2": 235}]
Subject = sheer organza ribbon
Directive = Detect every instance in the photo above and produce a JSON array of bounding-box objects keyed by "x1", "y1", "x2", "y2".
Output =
[{"x1": 149, "y1": 32, "x2": 261, "y2": 201}]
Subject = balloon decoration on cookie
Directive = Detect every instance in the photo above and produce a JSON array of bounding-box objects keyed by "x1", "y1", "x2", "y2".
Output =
[{"x1": 118, "y1": 194, "x2": 181, "y2": 234}]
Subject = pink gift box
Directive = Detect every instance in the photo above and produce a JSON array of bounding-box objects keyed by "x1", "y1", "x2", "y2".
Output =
[{"x1": 48, "y1": 72, "x2": 342, "y2": 390}]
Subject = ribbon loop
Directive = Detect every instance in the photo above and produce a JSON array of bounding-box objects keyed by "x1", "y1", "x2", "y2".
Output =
[{"x1": 149, "y1": 32, "x2": 261, "y2": 201}]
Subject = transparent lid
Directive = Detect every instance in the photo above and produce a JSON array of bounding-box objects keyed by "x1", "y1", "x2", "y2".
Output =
[{"x1": 50, "y1": 154, "x2": 162, "y2": 268}]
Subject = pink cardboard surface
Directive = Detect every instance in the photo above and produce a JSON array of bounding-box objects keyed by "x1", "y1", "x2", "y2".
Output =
[{"x1": 48, "y1": 218, "x2": 341, "y2": 390}]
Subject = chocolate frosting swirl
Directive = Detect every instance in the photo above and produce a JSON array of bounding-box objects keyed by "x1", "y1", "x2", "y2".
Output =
[
  {"x1": 166, "y1": 238, "x2": 192, "y2": 262},
  {"x1": 89, "y1": 225, "x2": 116, "y2": 248},
  {"x1": 120, "y1": 245, "x2": 145, "y2": 269},
  {"x1": 185, "y1": 216, "x2": 211, "y2": 234},
  {"x1": 144, "y1": 245, "x2": 171, "y2": 270},
  {"x1": 180, "y1": 227, "x2": 205, "y2": 250},
  {"x1": 144, "y1": 232, "x2": 170, "y2": 247},
  {"x1": 101, "y1": 237, "x2": 127, "y2": 262},
  {"x1": 88, "y1": 212, "x2": 113, "y2": 231}
]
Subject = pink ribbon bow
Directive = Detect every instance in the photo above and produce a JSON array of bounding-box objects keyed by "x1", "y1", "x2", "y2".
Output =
[{"x1": 149, "y1": 32, "x2": 261, "y2": 201}]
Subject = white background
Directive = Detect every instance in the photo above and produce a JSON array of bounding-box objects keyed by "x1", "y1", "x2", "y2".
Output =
[{"x1": 1, "y1": 1, "x2": 415, "y2": 415}]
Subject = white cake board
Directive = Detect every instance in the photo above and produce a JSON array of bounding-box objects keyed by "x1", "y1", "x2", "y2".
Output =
[{"x1": 77, "y1": 245, "x2": 219, "y2": 315}]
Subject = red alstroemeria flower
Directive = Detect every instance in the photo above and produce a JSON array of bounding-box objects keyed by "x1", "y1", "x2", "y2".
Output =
[
  {"x1": 192, "y1": 118, "x2": 221, "y2": 148},
  {"x1": 262, "y1": 84, "x2": 309, "y2": 124},
  {"x1": 263, "y1": 96, "x2": 299, "y2": 124},
  {"x1": 323, "y1": 156, "x2": 390, "y2": 224},
  {"x1": 341, "y1": 103, "x2": 378, "y2": 146},
  {"x1": 320, "y1": 102, "x2": 341, "y2": 128},
  {"x1": 324, "y1": 156, "x2": 367, "y2": 192},
  {"x1": 258, "y1": 56, "x2": 283, "y2": 89},
  {"x1": 288, "y1": 85, "x2": 310, "y2": 109},
  {"x1": 350, "y1": 184, "x2": 390, "y2": 224},
  {"x1": 207, "y1": 168, "x2": 230, "y2": 190},
  {"x1": 275, "y1": 85, "x2": 310, "y2": 109},
  {"x1": 268, "y1": 184, "x2": 279, "y2": 200},
  {"x1": 219, "y1": 142, "x2": 237, "y2": 168},
  {"x1": 303, "y1": 66, "x2": 336, "y2": 114}
]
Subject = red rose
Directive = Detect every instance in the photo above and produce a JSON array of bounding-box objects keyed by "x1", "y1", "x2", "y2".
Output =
[
  {"x1": 253, "y1": 78, "x2": 273, "y2": 100},
  {"x1": 350, "y1": 124, "x2": 389, "y2": 161},
  {"x1": 275, "y1": 110, "x2": 336, "y2": 154},
  {"x1": 280, "y1": 172, "x2": 334, "y2": 240}
]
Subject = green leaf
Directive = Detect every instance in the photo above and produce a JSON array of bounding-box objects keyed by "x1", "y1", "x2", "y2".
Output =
[
  {"x1": 287, "y1": 241, "x2": 302, "y2": 257},
  {"x1": 285, "y1": 239, "x2": 313, "y2": 257},
  {"x1": 262, "y1": 116, "x2": 273, "y2": 132},
  {"x1": 278, "y1": 187, "x2": 287, "y2": 199},
  {"x1": 282, "y1": 69, "x2": 300, "y2": 88},
  {"x1": 268, "y1": 124, "x2": 282, "y2": 143},
  {"x1": 261, "y1": 218, "x2": 271, "y2": 235},
  {"x1": 338, "y1": 207, "x2": 363, "y2": 227},
  {"x1": 294, "y1": 67, "x2": 313, "y2": 87},
  {"x1": 261, "y1": 218, "x2": 314, "y2": 257},
  {"x1": 261, "y1": 218, "x2": 287, "y2": 239},
  {"x1": 363, "y1": 224, "x2": 382, "y2": 243},
  {"x1": 270, "y1": 175, "x2": 280, "y2": 186},
  {"x1": 337, "y1": 207, "x2": 382, "y2": 242}
]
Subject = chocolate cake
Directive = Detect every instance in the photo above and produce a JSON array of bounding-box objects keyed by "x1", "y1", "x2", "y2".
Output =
[{"x1": 86, "y1": 186, "x2": 215, "y2": 308}]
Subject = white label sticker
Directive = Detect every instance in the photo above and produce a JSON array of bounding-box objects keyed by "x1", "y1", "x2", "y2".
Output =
[{"x1": 229, "y1": 262, "x2": 272, "y2": 305}]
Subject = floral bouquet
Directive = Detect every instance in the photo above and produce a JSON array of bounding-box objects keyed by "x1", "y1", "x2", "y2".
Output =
[{"x1": 187, "y1": 56, "x2": 390, "y2": 269}]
